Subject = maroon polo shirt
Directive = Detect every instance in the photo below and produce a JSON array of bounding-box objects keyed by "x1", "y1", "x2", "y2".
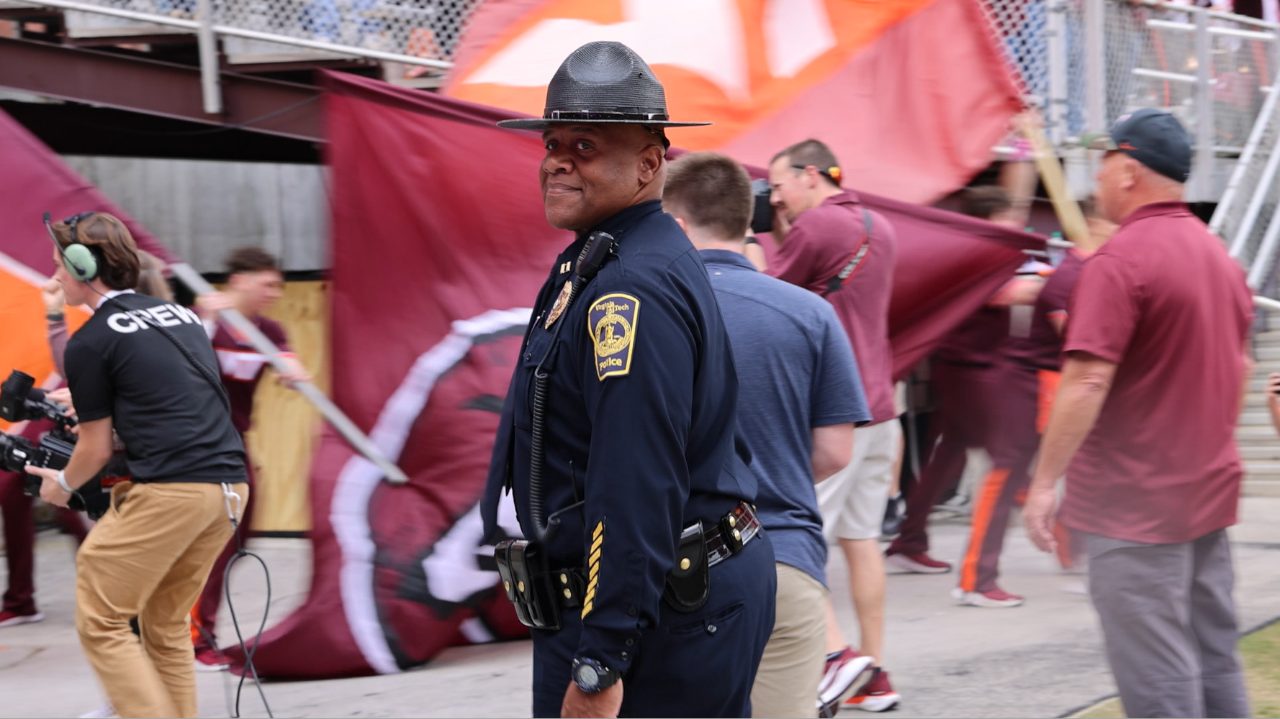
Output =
[
  {"x1": 211, "y1": 315, "x2": 290, "y2": 434},
  {"x1": 935, "y1": 306, "x2": 1009, "y2": 367},
  {"x1": 1005, "y1": 250, "x2": 1085, "y2": 371},
  {"x1": 769, "y1": 189, "x2": 897, "y2": 423},
  {"x1": 1061, "y1": 202, "x2": 1253, "y2": 544}
]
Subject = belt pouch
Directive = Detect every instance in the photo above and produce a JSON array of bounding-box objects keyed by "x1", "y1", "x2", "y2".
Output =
[
  {"x1": 662, "y1": 522, "x2": 710, "y2": 613},
  {"x1": 494, "y1": 539, "x2": 562, "y2": 630}
]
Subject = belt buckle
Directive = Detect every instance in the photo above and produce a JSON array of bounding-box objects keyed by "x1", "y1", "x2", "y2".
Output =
[{"x1": 719, "y1": 508, "x2": 745, "y2": 554}]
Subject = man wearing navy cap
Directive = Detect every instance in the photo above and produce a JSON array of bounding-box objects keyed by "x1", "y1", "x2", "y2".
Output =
[
  {"x1": 481, "y1": 41, "x2": 775, "y2": 718},
  {"x1": 1025, "y1": 109, "x2": 1253, "y2": 718}
]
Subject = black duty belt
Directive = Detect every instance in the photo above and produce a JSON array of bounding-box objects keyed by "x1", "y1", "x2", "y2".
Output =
[
  {"x1": 704, "y1": 501, "x2": 762, "y2": 566},
  {"x1": 554, "y1": 501, "x2": 762, "y2": 608},
  {"x1": 496, "y1": 501, "x2": 763, "y2": 629}
]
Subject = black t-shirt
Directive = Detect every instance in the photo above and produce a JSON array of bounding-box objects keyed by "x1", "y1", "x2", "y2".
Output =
[{"x1": 65, "y1": 292, "x2": 246, "y2": 484}]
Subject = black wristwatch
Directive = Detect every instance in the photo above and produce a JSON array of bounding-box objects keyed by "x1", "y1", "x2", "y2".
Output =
[{"x1": 571, "y1": 657, "x2": 620, "y2": 694}]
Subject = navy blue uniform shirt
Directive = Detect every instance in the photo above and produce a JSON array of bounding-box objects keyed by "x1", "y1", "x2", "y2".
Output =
[
  {"x1": 482, "y1": 200, "x2": 755, "y2": 676},
  {"x1": 700, "y1": 249, "x2": 869, "y2": 588}
]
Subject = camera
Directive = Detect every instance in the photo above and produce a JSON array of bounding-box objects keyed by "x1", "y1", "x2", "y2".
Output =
[
  {"x1": 750, "y1": 178, "x2": 774, "y2": 235},
  {"x1": 0, "y1": 370, "x2": 114, "y2": 519}
]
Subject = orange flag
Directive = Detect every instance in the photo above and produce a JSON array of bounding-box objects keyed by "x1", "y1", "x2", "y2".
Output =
[{"x1": 446, "y1": 0, "x2": 1023, "y2": 203}]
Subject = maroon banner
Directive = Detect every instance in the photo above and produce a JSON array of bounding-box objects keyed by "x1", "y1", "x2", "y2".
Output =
[
  {"x1": 237, "y1": 71, "x2": 1041, "y2": 679},
  {"x1": 0, "y1": 107, "x2": 176, "y2": 421},
  {"x1": 0, "y1": 109, "x2": 174, "y2": 272}
]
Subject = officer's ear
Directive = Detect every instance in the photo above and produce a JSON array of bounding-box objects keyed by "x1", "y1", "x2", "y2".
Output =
[{"x1": 637, "y1": 143, "x2": 664, "y2": 185}]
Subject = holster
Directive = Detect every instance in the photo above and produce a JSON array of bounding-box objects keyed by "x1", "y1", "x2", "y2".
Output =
[
  {"x1": 662, "y1": 521, "x2": 710, "y2": 613},
  {"x1": 494, "y1": 539, "x2": 562, "y2": 630}
]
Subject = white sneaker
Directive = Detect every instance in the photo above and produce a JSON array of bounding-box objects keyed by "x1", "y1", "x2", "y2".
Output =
[
  {"x1": 817, "y1": 647, "x2": 875, "y2": 717},
  {"x1": 79, "y1": 703, "x2": 117, "y2": 718}
]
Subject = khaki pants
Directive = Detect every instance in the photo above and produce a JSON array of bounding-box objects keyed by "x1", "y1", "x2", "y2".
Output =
[
  {"x1": 76, "y1": 481, "x2": 248, "y2": 718},
  {"x1": 751, "y1": 563, "x2": 827, "y2": 718}
]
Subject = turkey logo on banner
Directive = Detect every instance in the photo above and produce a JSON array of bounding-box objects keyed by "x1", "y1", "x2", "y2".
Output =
[
  {"x1": 447, "y1": 0, "x2": 1024, "y2": 203},
  {"x1": 237, "y1": 70, "x2": 1039, "y2": 679}
]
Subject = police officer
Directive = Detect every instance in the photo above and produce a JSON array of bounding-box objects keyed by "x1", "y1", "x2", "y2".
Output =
[{"x1": 481, "y1": 42, "x2": 776, "y2": 718}]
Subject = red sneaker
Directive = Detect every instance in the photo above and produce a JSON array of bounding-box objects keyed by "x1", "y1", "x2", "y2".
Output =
[
  {"x1": 845, "y1": 667, "x2": 900, "y2": 712},
  {"x1": 195, "y1": 645, "x2": 231, "y2": 672},
  {"x1": 817, "y1": 647, "x2": 874, "y2": 717},
  {"x1": 0, "y1": 609, "x2": 44, "y2": 628},
  {"x1": 885, "y1": 551, "x2": 952, "y2": 574},
  {"x1": 952, "y1": 586, "x2": 1024, "y2": 608}
]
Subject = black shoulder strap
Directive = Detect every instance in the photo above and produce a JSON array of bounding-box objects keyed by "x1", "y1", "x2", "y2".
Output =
[
  {"x1": 101, "y1": 294, "x2": 232, "y2": 413},
  {"x1": 823, "y1": 207, "x2": 874, "y2": 297}
]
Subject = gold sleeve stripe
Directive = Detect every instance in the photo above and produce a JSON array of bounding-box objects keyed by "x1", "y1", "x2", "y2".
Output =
[{"x1": 582, "y1": 520, "x2": 605, "y2": 620}]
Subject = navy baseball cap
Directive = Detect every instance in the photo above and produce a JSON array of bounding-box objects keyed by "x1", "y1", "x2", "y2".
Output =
[{"x1": 1087, "y1": 108, "x2": 1192, "y2": 183}]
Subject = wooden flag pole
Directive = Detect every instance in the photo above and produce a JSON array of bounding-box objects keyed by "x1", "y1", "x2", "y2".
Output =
[{"x1": 1017, "y1": 111, "x2": 1090, "y2": 247}]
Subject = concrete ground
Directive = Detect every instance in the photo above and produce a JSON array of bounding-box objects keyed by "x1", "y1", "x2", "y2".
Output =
[{"x1": 3, "y1": 498, "x2": 1280, "y2": 718}]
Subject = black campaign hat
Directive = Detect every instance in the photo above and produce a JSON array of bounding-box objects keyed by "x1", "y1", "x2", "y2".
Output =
[
  {"x1": 497, "y1": 41, "x2": 711, "y2": 130},
  {"x1": 1087, "y1": 108, "x2": 1192, "y2": 183}
]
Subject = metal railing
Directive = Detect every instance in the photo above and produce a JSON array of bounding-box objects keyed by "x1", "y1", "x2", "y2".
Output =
[
  {"x1": 1212, "y1": 73, "x2": 1280, "y2": 271},
  {"x1": 982, "y1": 0, "x2": 1280, "y2": 202},
  {"x1": 0, "y1": 0, "x2": 478, "y2": 107}
]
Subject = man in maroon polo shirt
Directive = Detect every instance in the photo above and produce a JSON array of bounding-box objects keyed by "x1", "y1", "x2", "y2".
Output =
[
  {"x1": 1025, "y1": 109, "x2": 1253, "y2": 718},
  {"x1": 886, "y1": 186, "x2": 1035, "y2": 590},
  {"x1": 191, "y1": 247, "x2": 310, "y2": 670},
  {"x1": 766, "y1": 139, "x2": 900, "y2": 712}
]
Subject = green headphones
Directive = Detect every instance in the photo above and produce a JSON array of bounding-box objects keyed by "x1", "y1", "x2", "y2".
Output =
[{"x1": 44, "y1": 211, "x2": 100, "y2": 282}]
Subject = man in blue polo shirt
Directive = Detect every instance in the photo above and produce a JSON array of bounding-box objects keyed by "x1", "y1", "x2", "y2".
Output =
[{"x1": 665, "y1": 152, "x2": 872, "y2": 718}]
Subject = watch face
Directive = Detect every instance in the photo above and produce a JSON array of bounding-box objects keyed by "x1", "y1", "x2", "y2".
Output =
[{"x1": 578, "y1": 665, "x2": 599, "y2": 688}]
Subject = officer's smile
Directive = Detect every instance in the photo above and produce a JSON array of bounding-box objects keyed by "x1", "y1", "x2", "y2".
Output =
[{"x1": 544, "y1": 182, "x2": 581, "y2": 196}]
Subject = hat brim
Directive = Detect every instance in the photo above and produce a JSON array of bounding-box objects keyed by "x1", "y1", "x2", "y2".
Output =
[
  {"x1": 1081, "y1": 132, "x2": 1119, "y2": 151},
  {"x1": 497, "y1": 118, "x2": 712, "y2": 130}
]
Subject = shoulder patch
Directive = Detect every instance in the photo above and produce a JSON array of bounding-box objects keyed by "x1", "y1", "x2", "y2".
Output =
[{"x1": 588, "y1": 293, "x2": 639, "y2": 381}]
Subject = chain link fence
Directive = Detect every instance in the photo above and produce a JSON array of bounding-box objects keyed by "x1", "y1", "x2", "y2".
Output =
[
  {"x1": 209, "y1": 0, "x2": 479, "y2": 66},
  {"x1": 982, "y1": 0, "x2": 1278, "y2": 167},
  {"x1": 983, "y1": 0, "x2": 1280, "y2": 287},
  {"x1": 4, "y1": 0, "x2": 481, "y2": 75}
]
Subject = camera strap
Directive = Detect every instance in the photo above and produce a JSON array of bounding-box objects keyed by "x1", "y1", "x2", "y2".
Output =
[{"x1": 823, "y1": 207, "x2": 874, "y2": 297}]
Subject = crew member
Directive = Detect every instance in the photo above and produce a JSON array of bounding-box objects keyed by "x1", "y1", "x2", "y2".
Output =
[{"x1": 26, "y1": 211, "x2": 247, "y2": 718}]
